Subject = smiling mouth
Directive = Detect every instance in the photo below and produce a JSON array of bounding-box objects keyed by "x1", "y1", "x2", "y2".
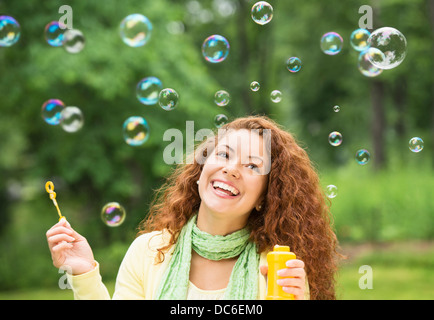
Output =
[{"x1": 211, "y1": 180, "x2": 240, "y2": 197}]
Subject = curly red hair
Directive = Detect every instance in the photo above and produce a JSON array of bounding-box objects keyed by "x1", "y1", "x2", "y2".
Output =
[{"x1": 137, "y1": 115, "x2": 340, "y2": 300}]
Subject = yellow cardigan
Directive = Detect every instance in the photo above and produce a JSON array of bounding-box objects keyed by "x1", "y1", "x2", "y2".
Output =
[{"x1": 67, "y1": 230, "x2": 309, "y2": 300}]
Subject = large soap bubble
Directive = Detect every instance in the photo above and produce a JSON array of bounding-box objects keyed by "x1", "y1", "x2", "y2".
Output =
[
  {"x1": 202, "y1": 35, "x2": 230, "y2": 63},
  {"x1": 0, "y1": 16, "x2": 21, "y2": 47},
  {"x1": 320, "y1": 32, "x2": 343, "y2": 55},
  {"x1": 101, "y1": 202, "x2": 126, "y2": 227},
  {"x1": 251, "y1": 1, "x2": 273, "y2": 25},
  {"x1": 367, "y1": 27, "x2": 407, "y2": 70},
  {"x1": 137, "y1": 77, "x2": 163, "y2": 105},
  {"x1": 120, "y1": 14, "x2": 152, "y2": 47}
]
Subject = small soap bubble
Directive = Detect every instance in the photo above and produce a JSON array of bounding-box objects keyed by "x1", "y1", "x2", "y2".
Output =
[
  {"x1": 320, "y1": 32, "x2": 343, "y2": 55},
  {"x1": 367, "y1": 27, "x2": 407, "y2": 70},
  {"x1": 44, "y1": 21, "x2": 65, "y2": 47},
  {"x1": 326, "y1": 185, "x2": 338, "y2": 199},
  {"x1": 409, "y1": 137, "x2": 424, "y2": 153},
  {"x1": 214, "y1": 114, "x2": 228, "y2": 128},
  {"x1": 214, "y1": 90, "x2": 230, "y2": 107},
  {"x1": 0, "y1": 16, "x2": 21, "y2": 47},
  {"x1": 101, "y1": 202, "x2": 126, "y2": 227},
  {"x1": 286, "y1": 57, "x2": 302, "y2": 73},
  {"x1": 202, "y1": 35, "x2": 230, "y2": 63},
  {"x1": 158, "y1": 88, "x2": 179, "y2": 111},
  {"x1": 137, "y1": 77, "x2": 163, "y2": 105},
  {"x1": 333, "y1": 105, "x2": 340, "y2": 112},
  {"x1": 120, "y1": 14, "x2": 152, "y2": 47},
  {"x1": 358, "y1": 48, "x2": 384, "y2": 78},
  {"x1": 63, "y1": 29, "x2": 85, "y2": 53},
  {"x1": 42, "y1": 99, "x2": 65, "y2": 125},
  {"x1": 251, "y1": 1, "x2": 273, "y2": 25},
  {"x1": 270, "y1": 90, "x2": 282, "y2": 103},
  {"x1": 355, "y1": 149, "x2": 370, "y2": 165},
  {"x1": 328, "y1": 131, "x2": 343, "y2": 146},
  {"x1": 123, "y1": 116, "x2": 150, "y2": 146},
  {"x1": 250, "y1": 81, "x2": 260, "y2": 92},
  {"x1": 350, "y1": 28, "x2": 371, "y2": 52},
  {"x1": 60, "y1": 106, "x2": 84, "y2": 133}
]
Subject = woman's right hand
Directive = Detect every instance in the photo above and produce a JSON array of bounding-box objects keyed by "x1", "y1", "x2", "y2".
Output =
[{"x1": 46, "y1": 217, "x2": 96, "y2": 275}]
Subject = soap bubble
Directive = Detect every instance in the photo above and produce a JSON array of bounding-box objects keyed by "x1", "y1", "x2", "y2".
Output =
[
  {"x1": 42, "y1": 99, "x2": 65, "y2": 125},
  {"x1": 355, "y1": 149, "x2": 370, "y2": 165},
  {"x1": 250, "y1": 81, "x2": 260, "y2": 91},
  {"x1": 214, "y1": 114, "x2": 228, "y2": 128},
  {"x1": 0, "y1": 16, "x2": 21, "y2": 47},
  {"x1": 350, "y1": 28, "x2": 371, "y2": 51},
  {"x1": 286, "y1": 57, "x2": 302, "y2": 73},
  {"x1": 409, "y1": 137, "x2": 424, "y2": 153},
  {"x1": 60, "y1": 106, "x2": 84, "y2": 133},
  {"x1": 123, "y1": 116, "x2": 150, "y2": 146},
  {"x1": 120, "y1": 14, "x2": 152, "y2": 47},
  {"x1": 270, "y1": 90, "x2": 282, "y2": 103},
  {"x1": 326, "y1": 185, "x2": 338, "y2": 198},
  {"x1": 137, "y1": 77, "x2": 163, "y2": 105},
  {"x1": 44, "y1": 21, "x2": 65, "y2": 47},
  {"x1": 333, "y1": 105, "x2": 340, "y2": 112},
  {"x1": 101, "y1": 202, "x2": 126, "y2": 227},
  {"x1": 367, "y1": 27, "x2": 407, "y2": 69},
  {"x1": 328, "y1": 131, "x2": 343, "y2": 146},
  {"x1": 251, "y1": 1, "x2": 273, "y2": 25},
  {"x1": 159, "y1": 88, "x2": 179, "y2": 111},
  {"x1": 358, "y1": 48, "x2": 384, "y2": 77},
  {"x1": 202, "y1": 35, "x2": 230, "y2": 63},
  {"x1": 63, "y1": 29, "x2": 85, "y2": 53},
  {"x1": 320, "y1": 32, "x2": 343, "y2": 55},
  {"x1": 214, "y1": 90, "x2": 230, "y2": 107}
]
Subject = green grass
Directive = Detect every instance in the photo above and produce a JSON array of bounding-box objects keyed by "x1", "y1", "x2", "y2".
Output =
[{"x1": 1, "y1": 242, "x2": 433, "y2": 300}]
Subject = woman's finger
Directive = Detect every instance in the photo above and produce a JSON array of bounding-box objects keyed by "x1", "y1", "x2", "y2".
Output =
[
  {"x1": 47, "y1": 234, "x2": 76, "y2": 246},
  {"x1": 46, "y1": 226, "x2": 73, "y2": 239},
  {"x1": 277, "y1": 267, "x2": 305, "y2": 278},
  {"x1": 277, "y1": 277, "x2": 305, "y2": 289},
  {"x1": 285, "y1": 259, "x2": 305, "y2": 269}
]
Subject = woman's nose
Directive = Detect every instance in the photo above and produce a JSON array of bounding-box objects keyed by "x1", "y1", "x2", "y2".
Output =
[{"x1": 222, "y1": 165, "x2": 240, "y2": 179}]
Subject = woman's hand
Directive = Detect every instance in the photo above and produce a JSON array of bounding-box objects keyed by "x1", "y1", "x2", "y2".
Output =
[
  {"x1": 260, "y1": 259, "x2": 307, "y2": 300},
  {"x1": 46, "y1": 217, "x2": 96, "y2": 275}
]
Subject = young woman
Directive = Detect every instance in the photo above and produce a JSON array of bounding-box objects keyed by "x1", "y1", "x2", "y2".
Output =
[{"x1": 46, "y1": 115, "x2": 340, "y2": 300}]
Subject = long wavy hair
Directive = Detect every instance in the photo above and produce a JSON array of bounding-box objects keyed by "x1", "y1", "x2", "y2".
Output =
[{"x1": 137, "y1": 115, "x2": 340, "y2": 300}]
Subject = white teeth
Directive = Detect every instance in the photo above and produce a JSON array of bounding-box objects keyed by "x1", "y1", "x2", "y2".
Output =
[{"x1": 212, "y1": 181, "x2": 239, "y2": 196}]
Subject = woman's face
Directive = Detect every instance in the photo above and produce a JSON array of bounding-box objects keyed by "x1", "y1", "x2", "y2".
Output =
[{"x1": 198, "y1": 129, "x2": 269, "y2": 222}]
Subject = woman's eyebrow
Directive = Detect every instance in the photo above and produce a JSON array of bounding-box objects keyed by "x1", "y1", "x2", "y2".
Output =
[{"x1": 249, "y1": 155, "x2": 264, "y2": 163}]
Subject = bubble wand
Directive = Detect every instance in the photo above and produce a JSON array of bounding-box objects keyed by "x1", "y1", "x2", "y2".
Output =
[{"x1": 45, "y1": 181, "x2": 65, "y2": 221}]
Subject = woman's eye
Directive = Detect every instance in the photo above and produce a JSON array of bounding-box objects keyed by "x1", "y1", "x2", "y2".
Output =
[
  {"x1": 247, "y1": 164, "x2": 260, "y2": 172},
  {"x1": 217, "y1": 151, "x2": 228, "y2": 158}
]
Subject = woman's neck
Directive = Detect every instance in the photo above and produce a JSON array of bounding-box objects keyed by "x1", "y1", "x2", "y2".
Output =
[{"x1": 196, "y1": 206, "x2": 248, "y2": 236}]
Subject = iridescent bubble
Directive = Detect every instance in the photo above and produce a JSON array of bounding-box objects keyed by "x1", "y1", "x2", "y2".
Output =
[
  {"x1": 333, "y1": 105, "x2": 340, "y2": 112},
  {"x1": 286, "y1": 57, "x2": 302, "y2": 73},
  {"x1": 250, "y1": 81, "x2": 260, "y2": 92},
  {"x1": 320, "y1": 32, "x2": 343, "y2": 55},
  {"x1": 42, "y1": 99, "x2": 65, "y2": 125},
  {"x1": 137, "y1": 77, "x2": 163, "y2": 105},
  {"x1": 44, "y1": 21, "x2": 65, "y2": 47},
  {"x1": 328, "y1": 131, "x2": 343, "y2": 146},
  {"x1": 202, "y1": 35, "x2": 230, "y2": 63},
  {"x1": 409, "y1": 137, "x2": 424, "y2": 153},
  {"x1": 358, "y1": 48, "x2": 384, "y2": 78},
  {"x1": 367, "y1": 27, "x2": 407, "y2": 70},
  {"x1": 251, "y1": 1, "x2": 273, "y2": 25},
  {"x1": 270, "y1": 90, "x2": 282, "y2": 103},
  {"x1": 159, "y1": 88, "x2": 179, "y2": 111},
  {"x1": 60, "y1": 106, "x2": 84, "y2": 133},
  {"x1": 326, "y1": 185, "x2": 338, "y2": 199},
  {"x1": 214, "y1": 90, "x2": 230, "y2": 107},
  {"x1": 0, "y1": 16, "x2": 21, "y2": 47},
  {"x1": 350, "y1": 28, "x2": 371, "y2": 52},
  {"x1": 355, "y1": 149, "x2": 370, "y2": 165},
  {"x1": 120, "y1": 14, "x2": 152, "y2": 47},
  {"x1": 214, "y1": 114, "x2": 228, "y2": 128},
  {"x1": 63, "y1": 29, "x2": 85, "y2": 53},
  {"x1": 123, "y1": 116, "x2": 150, "y2": 146},
  {"x1": 101, "y1": 202, "x2": 126, "y2": 227}
]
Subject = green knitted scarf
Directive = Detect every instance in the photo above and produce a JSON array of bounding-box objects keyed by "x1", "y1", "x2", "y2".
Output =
[{"x1": 155, "y1": 214, "x2": 259, "y2": 299}]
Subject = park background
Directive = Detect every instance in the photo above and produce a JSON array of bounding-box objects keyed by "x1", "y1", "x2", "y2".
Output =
[{"x1": 0, "y1": 0, "x2": 433, "y2": 299}]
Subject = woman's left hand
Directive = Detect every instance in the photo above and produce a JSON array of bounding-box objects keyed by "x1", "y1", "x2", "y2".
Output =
[{"x1": 260, "y1": 259, "x2": 307, "y2": 300}]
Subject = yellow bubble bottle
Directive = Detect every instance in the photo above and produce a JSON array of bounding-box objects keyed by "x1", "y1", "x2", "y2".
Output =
[{"x1": 266, "y1": 245, "x2": 296, "y2": 300}]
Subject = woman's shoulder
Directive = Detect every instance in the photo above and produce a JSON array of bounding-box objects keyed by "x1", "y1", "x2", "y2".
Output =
[{"x1": 130, "y1": 229, "x2": 173, "y2": 258}]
